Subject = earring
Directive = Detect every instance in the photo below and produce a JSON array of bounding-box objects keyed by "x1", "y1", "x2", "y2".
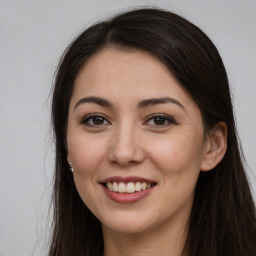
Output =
[{"x1": 68, "y1": 162, "x2": 73, "y2": 172}]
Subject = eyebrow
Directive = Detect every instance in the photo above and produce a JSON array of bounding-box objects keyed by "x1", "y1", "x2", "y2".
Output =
[
  {"x1": 74, "y1": 96, "x2": 112, "y2": 110},
  {"x1": 74, "y1": 96, "x2": 186, "y2": 112},
  {"x1": 138, "y1": 97, "x2": 186, "y2": 111}
]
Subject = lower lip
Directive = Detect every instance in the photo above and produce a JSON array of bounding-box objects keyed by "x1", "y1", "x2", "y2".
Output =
[{"x1": 102, "y1": 185, "x2": 155, "y2": 203}]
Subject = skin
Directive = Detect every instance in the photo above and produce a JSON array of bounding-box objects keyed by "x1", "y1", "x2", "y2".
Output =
[{"x1": 67, "y1": 47, "x2": 227, "y2": 256}]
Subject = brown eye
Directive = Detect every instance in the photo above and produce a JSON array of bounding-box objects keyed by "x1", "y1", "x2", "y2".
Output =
[
  {"x1": 92, "y1": 116, "x2": 105, "y2": 125},
  {"x1": 152, "y1": 117, "x2": 167, "y2": 125},
  {"x1": 146, "y1": 115, "x2": 177, "y2": 127},
  {"x1": 82, "y1": 115, "x2": 110, "y2": 126}
]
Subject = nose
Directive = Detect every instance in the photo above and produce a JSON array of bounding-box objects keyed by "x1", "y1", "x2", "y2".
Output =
[{"x1": 108, "y1": 124, "x2": 145, "y2": 167}]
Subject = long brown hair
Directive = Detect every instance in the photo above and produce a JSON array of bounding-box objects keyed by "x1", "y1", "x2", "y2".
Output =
[{"x1": 50, "y1": 8, "x2": 256, "y2": 255}]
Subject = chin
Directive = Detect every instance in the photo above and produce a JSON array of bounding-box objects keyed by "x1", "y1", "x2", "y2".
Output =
[
  {"x1": 104, "y1": 223, "x2": 150, "y2": 235},
  {"x1": 100, "y1": 212, "x2": 158, "y2": 235}
]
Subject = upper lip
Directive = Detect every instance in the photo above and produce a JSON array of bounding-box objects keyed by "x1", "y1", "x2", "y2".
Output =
[{"x1": 100, "y1": 176, "x2": 157, "y2": 184}]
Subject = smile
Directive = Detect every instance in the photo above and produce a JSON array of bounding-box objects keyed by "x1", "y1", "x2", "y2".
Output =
[
  {"x1": 100, "y1": 176, "x2": 157, "y2": 203},
  {"x1": 105, "y1": 181, "x2": 155, "y2": 194}
]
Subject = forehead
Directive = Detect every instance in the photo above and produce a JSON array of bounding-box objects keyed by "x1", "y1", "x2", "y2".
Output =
[{"x1": 71, "y1": 47, "x2": 195, "y2": 108}]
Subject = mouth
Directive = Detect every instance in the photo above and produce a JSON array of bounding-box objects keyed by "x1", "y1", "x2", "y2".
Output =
[
  {"x1": 100, "y1": 176, "x2": 157, "y2": 194},
  {"x1": 103, "y1": 181, "x2": 156, "y2": 194}
]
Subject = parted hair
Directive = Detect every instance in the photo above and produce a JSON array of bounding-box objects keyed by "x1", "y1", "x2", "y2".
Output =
[{"x1": 50, "y1": 8, "x2": 256, "y2": 256}]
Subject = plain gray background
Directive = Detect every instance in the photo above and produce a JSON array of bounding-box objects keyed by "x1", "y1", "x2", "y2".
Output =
[{"x1": 0, "y1": 0, "x2": 255, "y2": 255}]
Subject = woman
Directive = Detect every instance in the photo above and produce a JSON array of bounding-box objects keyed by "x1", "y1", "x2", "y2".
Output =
[{"x1": 49, "y1": 8, "x2": 256, "y2": 256}]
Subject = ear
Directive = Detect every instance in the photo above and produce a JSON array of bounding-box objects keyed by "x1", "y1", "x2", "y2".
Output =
[{"x1": 200, "y1": 122, "x2": 227, "y2": 171}]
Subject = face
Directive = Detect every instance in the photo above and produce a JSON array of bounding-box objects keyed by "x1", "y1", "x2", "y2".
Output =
[{"x1": 67, "y1": 48, "x2": 209, "y2": 235}]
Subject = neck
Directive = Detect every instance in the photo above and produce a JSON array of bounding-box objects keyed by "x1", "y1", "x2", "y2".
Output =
[{"x1": 102, "y1": 220, "x2": 188, "y2": 256}]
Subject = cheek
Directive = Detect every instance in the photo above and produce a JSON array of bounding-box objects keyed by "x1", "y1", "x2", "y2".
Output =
[
  {"x1": 148, "y1": 133, "x2": 204, "y2": 177},
  {"x1": 67, "y1": 133, "x2": 108, "y2": 177},
  {"x1": 67, "y1": 134, "x2": 109, "y2": 211},
  {"x1": 148, "y1": 135, "x2": 204, "y2": 215}
]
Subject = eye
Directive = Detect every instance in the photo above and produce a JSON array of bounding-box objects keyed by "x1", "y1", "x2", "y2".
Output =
[
  {"x1": 82, "y1": 114, "x2": 110, "y2": 127},
  {"x1": 145, "y1": 115, "x2": 177, "y2": 127}
]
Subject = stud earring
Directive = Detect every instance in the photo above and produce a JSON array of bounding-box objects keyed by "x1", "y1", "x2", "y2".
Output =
[{"x1": 68, "y1": 162, "x2": 73, "y2": 172}]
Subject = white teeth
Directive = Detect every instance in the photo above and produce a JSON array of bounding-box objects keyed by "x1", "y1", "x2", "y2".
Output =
[
  {"x1": 113, "y1": 182, "x2": 118, "y2": 192},
  {"x1": 135, "y1": 182, "x2": 142, "y2": 191},
  {"x1": 141, "y1": 182, "x2": 147, "y2": 190},
  {"x1": 105, "y1": 181, "x2": 154, "y2": 193},
  {"x1": 126, "y1": 182, "x2": 135, "y2": 193},
  {"x1": 106, "y1": 182, "x2": 113, "y2": 191},
  {"x1": 119, "y1": 182, "x2": 126, "y2": 193}
]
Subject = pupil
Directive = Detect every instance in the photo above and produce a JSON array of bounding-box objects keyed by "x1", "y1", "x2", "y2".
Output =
[
  {"x1": 94, "y1": 117, "x2": 104, "y2": 125},
  {"x1": 154, "y1": 117, "x2": 165, "y2": 125}
]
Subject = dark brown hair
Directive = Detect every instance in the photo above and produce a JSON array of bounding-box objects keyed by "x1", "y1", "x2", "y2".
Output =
[{"x1": 50, "y1": 8, "x2": 256, "y2": 256}]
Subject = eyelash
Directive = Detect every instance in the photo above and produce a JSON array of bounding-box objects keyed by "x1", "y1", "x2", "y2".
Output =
[
  {"x1": 81, "y1": 114, "x2": 110, "y2": 127},
  {"x1": 81, "y1": 114, "x2": 178, "y2": 128},
  {"x1": 144, "y1": 114, "x2": 178, "y2": 127}
]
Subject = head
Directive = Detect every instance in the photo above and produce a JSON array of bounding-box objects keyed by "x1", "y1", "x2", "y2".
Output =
[{"x1": 50, "y1": 8, "x2": 254, "y2": 256}]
